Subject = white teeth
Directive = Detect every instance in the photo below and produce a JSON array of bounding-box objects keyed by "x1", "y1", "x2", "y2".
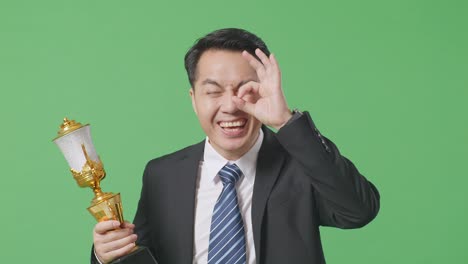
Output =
[{"x1": 220, "y1": 120, "x2": 245, "y2": 127}]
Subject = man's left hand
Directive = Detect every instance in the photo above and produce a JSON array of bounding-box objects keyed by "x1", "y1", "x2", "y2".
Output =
[{"x1": 232, "y1": 48, "x2": 292, "y2": 130}]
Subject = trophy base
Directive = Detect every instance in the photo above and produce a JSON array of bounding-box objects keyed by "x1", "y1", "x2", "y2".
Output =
[{"x1": 109, "y1": 246, "x2": 158, "y2": 264}]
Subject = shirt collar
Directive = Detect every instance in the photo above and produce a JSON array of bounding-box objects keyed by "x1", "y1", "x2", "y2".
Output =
[{"x1": 202, "y1": 129, "x2": 264, "y2": 185}]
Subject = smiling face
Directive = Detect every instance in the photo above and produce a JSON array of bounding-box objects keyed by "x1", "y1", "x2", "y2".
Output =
[{"x1": 190, "y1": 49, "x2": 262, "y2": 160}]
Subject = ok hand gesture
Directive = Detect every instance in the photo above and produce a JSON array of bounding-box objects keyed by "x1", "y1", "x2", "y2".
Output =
[{"x1": 232, "y1": 48, "x2": 292, "y2": 130}]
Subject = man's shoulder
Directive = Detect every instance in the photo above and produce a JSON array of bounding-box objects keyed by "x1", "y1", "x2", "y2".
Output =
[{"x1": 145, "y1": 139, "x2": 205, "y2": 170}]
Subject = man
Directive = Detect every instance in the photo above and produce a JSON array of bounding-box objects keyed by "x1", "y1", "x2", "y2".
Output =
[{"x1": 92, "y1": 28, "x2": 380, "y2": 264}]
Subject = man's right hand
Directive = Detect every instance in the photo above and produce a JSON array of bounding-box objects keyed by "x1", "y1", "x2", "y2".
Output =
[{"x1": 93, "y1": 220, "x2": 138, "y2": 264}]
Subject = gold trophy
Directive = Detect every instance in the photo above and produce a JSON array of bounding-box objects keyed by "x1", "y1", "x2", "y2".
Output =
[{"x1": 53, "y1": 118, "x2": 157, "y2": 264}]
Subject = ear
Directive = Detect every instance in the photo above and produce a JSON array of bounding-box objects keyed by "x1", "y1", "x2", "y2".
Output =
[{"x1": 189, "y1": 88, "x2": 198, "y2": 115}]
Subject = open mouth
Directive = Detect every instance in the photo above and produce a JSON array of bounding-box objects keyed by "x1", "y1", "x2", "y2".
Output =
[{"x1": 218, "y1": 119, "x2": 247, "y2": 136}]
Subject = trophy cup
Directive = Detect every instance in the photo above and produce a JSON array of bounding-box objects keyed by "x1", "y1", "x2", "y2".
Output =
[{"x1": 53, "y1": 118, "x2": 157, "y2": 264}]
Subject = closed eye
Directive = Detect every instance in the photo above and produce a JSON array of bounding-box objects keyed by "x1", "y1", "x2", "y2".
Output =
[
  {"x1": 206, "y1": 90, "x2": 222, "y2": 96},
  {"x1": 204, "y1": 85, "x2": 223, "y2": 95},
  {"x1": 201, "y1": 79, "x2": 223, "y2": 95}
]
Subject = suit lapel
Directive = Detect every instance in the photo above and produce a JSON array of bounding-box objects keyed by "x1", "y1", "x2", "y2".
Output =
[
  {"x1": 252, "y1": 127, "x2": 286, "y2": 264},
  {"x1": 168, "y1": 140, "x2": 204, "y2": 264}
]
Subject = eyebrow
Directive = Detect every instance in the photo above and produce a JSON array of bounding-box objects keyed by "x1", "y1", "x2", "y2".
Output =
[
  {"x1": 200, "y1": 78, "x2": 256, "y2": 89},
  {"x1": 201, "y1": 79, "x2": 222, "y2": 88}
]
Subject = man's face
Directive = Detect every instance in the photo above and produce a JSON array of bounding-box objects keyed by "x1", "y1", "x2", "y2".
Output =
[{"x1": 190, "y1": 49, "x2": 262, "y2": 160}]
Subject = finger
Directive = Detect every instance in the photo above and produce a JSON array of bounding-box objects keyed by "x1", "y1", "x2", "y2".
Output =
[
  {"x1": 94, "y1": 220, "x2": 121, "y2": 234},
  {"x1": 121, "y1": 221, "x2": 135, "y2": 229},
  {"x1": 270, "y1": 53, "x2": 280, "y2": 72},
  {"x1": 94, "y1": 227, "x2": 134, "y2": 244},
  {"x1": 269, "y1": 53, "x2": 282, "y2": 83},
  {"x1": 102, "y1": 233, "x2": 138, "y2": 253},
  {"x1": 232, "y1": 96, "x2": 256, "y2": 116},
  {"x1": 237, "y1": 81, "x2": 260, "y2": 99},
  {"x1": 99, "y1": 241, "x2": 136, "y2": 264},
  {"x1": 255, "y1": 48, "x2": 271, "y2": 68},
  {"x1": 242, "y1": 50, "x2": 265, "y2": 73}
]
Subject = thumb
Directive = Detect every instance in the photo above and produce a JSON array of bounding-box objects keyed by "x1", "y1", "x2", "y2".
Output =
[{"x1": 232, "y1": 96, "x2": 256, "y2": 116}]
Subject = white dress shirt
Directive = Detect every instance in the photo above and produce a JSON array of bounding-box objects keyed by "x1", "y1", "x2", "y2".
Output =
[{"x1": 192, "y1": 129, "x2": 263, "y2": 264}]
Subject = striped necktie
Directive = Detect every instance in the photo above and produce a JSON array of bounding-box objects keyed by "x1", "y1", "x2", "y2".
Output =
[{"x1": 207, "y1": 163, "x2": 247, "y2": 264}]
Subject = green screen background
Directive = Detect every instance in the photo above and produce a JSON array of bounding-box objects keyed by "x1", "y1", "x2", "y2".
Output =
[{"x1": 1, "y1": 0, "x2": 466, "y2": 263}]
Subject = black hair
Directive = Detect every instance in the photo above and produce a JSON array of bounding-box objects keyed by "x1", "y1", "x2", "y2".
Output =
[{"x1": 184, "y1": 28, "x2": 270, "y2": 86}]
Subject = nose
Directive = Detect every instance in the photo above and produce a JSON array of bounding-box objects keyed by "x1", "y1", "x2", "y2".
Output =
[{"x1": 220, "y1": 89, "x2": 238, "y2": 114}]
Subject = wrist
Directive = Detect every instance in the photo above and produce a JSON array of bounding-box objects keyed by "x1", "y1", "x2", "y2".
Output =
[
  {"x1": 94, "y1": 247, "x2": 105, "y2": 264},
  {"x1": 272, "y1": 109, "x2": 293, "y2": 130}
]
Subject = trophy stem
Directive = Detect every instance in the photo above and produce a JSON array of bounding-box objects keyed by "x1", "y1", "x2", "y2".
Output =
[{"x1": 91, "y1": 181, "x2": 106, "y2": 202}]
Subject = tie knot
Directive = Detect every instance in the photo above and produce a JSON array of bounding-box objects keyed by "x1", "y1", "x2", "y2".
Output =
[{"x1": 218, "y1": 163, "x2": 242, "y2": 185}]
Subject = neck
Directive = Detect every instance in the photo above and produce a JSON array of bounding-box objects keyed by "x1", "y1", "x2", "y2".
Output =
[{"x1": 210, "y1": 132, "x2": 260, "y2": 161}]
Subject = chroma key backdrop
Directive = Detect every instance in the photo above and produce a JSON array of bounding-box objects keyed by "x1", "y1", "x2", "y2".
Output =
[{"x1": 1, "y1": 0, "x2": 467, "y2": 263}]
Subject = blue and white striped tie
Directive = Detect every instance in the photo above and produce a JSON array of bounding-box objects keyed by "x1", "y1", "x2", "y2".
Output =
[{"x1": 207, "y1": 163, "x2": 247, "y2": 264}]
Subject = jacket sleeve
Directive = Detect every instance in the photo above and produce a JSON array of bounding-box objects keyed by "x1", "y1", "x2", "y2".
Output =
[
  {"x1": 133, "y1": 162, "x2": 154, "y2": 247},
  {"x1": 276, "y1": 111, "x2": 380, "y2": 228},
  {"x1": 90, "y1": 246, "x2": 101, "y2": 264}
]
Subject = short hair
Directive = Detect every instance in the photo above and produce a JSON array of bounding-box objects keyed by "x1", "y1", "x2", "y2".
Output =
[{"x1": 184, "y1": 28, "x2": 270, "y2": 86}]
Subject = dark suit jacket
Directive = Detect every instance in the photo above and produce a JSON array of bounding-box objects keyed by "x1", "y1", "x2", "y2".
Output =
[{"x1": 91, "y1": 112, "x2": 380, "y2": 264}]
